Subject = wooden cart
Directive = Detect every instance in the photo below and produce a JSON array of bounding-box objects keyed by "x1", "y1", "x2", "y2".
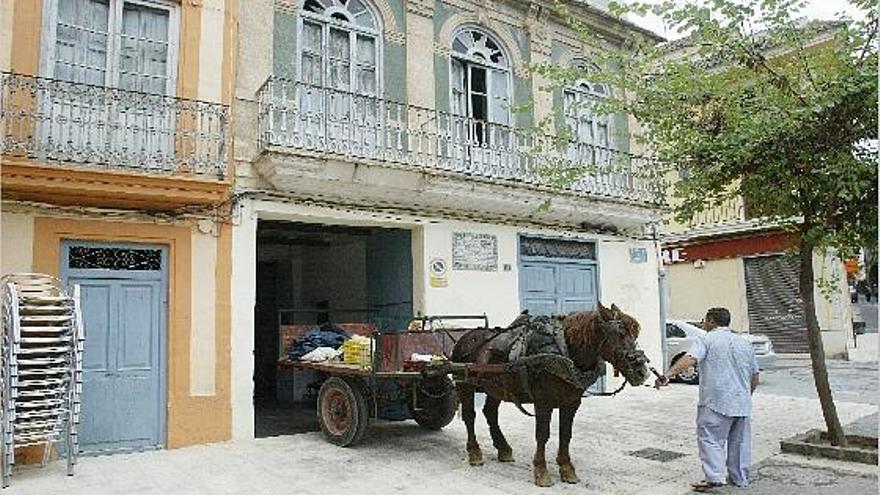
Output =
[{"x1": 278, "y1": 316, "x2": 486, "y2": 446}]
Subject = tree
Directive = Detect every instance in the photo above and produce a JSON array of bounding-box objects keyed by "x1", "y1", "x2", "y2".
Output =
[{"x1": 536, "y1": 0, "x2": 878, "y2": 446}]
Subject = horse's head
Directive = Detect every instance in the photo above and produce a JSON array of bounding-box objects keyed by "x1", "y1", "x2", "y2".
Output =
[{"x1": 595, "y1": 302, "x2": 650, "y2": 386}]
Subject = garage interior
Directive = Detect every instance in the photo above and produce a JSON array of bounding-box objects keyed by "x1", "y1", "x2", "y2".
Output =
[{"x1": 254, "y1": 220, "x2": 414, "y2": 438}]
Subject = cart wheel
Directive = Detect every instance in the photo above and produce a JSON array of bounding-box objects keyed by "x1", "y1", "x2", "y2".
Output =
[
  {"x1": 411, "y1": 376, "x2": 459, "y2": 431},
  {"x1": 317, "y1": 377, "x2": 369, "y2": 447}
]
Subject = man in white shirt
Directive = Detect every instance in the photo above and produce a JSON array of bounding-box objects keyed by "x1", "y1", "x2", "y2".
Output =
[{"x1": 655, "y1": 307, "x2": 760, "y2": 492}]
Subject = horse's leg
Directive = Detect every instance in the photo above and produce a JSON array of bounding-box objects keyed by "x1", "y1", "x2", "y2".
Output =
[
  {"x1": 482, "y1": 395, "x2": 513, "y2": 462},
  {"x1": 532, "y1": 404, "x2": 554, "y2": 487},
  {"x1": 457, "y1": 383, "x2": 483, "y2": 466},
  {"x1": 557, "y1": 400, "x2": 582, "y2": 484}
]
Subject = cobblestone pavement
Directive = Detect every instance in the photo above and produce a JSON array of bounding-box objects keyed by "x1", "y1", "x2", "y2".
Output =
[{"x1": 6, "y1": 364, "x2": 877, "y2": 495}]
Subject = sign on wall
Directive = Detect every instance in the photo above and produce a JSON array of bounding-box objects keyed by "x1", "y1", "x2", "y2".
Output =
[
  {"x1": 452, "y1": 232, "x2": 498, "y2": 271},
  {"x1": 629, "y1": 247, "x2": 648, "y2": 264},
  {"x1": 429, "y1": 258, "x2": 448, "y2": 287},
  {"x1": 661, "y1": 247, "x2": 688, "y2": 264}
]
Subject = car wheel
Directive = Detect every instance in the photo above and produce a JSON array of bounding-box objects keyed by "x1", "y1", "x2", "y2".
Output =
[{"x1": 678, "y1": 362, "x2": 699, "y2": 385}]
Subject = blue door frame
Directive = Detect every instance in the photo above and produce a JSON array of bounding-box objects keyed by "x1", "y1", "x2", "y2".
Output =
[{"x1": 60, "y1": 240, "x2": 168, "y2": 455}]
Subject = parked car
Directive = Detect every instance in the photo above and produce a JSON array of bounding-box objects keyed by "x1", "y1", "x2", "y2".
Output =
[{"x1": 665, "y1": 319, "x2": 777, "y2": 384}]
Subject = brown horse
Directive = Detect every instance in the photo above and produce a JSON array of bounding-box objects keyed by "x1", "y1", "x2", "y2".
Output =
[{"x1": 450, "y1": 302, "x2": 650, "y2": 487}]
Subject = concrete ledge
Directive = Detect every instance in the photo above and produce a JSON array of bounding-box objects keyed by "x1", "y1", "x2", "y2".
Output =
[{"x1": 781, "y1": 429, "x2": 878, "y2": 465}]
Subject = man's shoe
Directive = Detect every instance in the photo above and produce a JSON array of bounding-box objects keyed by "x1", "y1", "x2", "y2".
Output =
[{"x1": 691, "y1": 480, "x2": 725, "y2": 492}]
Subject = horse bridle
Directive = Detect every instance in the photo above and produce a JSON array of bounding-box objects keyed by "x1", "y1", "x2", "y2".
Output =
[{"x1": 582, "y1": 318, "x2": 642, "y2": 397}]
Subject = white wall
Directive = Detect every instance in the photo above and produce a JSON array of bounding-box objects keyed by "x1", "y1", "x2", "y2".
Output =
[
  {"x1": 197, "y1": 0, "x2": 225, "y2": 104},
  {"x1": 417, "y1": 221, "x2": 521, "y2": 327},
  {"x1": 813, "y1": 251, "x2": 853, "y2": 357},
  {"x1": 597, "y1": 240, "x2": 663, "y2": 367},
  {"x1": 1, "y1": 212, "x2": 34, "y2": 275},
  {"x1": 231, "y1": 199, "x2": 665, "y2": 434},
  {"x1": 230, "y1": 200, "x2": 257, "y2": 440}
]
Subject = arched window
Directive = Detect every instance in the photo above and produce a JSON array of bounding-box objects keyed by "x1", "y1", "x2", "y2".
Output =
[
  {"x1": 564, "y1": 62, "x2": 611, "y2": 149},
  {"x1": 450, "y1": 27, "x2": 511, "y2": 129},
  {"x1": 298, "y1": 0, "x2": 380, "y2": 96}
]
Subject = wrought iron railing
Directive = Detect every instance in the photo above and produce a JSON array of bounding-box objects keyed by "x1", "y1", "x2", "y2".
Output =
[
  {"x1": 687, "y1": 196, "x2": 746, "y2": 227},
  {"x1": 257, "y1": 77, "x2": 663, "y2": 204},
  {"x1": 0, "y1": 72, "x2": 229, "y2": 178}
]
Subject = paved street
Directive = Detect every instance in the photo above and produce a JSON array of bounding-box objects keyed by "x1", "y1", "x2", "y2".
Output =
[
  {"x1": 5, "y1": 358, "x2": 877, "y2": 495},
  {"x1": 759, "y1": 355, "x2": 878, "y2": 406}
]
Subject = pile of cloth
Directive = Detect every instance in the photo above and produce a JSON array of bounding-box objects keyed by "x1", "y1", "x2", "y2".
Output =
[{"x1": 288, "y1": 323, "x2": 351, "y2": 361}]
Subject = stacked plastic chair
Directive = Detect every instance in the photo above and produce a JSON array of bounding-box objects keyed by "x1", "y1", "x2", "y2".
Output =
[{"x1": 0, "y1": 274, "x2": 83, "y2": 488}]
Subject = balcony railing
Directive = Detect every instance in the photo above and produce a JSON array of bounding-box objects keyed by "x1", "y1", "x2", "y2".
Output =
[
  {"x1": 0, "y1": 72, "x2": 229, "y2": 178},
  {"x1": 257, "y1": 77, "x2": 663, "y2": 204},
  {"x1": 687, "y1": 197, "x2": 746, "y2": 228}
]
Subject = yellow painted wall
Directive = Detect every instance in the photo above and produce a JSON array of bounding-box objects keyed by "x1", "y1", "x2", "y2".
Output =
[
  {"x1": 667, "y1": 253, "x2": 852, "y2": 356},
  {"x1": 667, "y1": 257, "x2": 749, "y2": 331},
  {"x1": 0, "y1": 213, "x2": 234, "y2": 448}
]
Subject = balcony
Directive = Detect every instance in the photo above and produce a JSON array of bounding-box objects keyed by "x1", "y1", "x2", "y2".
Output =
[
  {"x1": 0, "y1": 72, "x2": 230, "y2": 210},
  {"x1": 664, "y1": 196, "x2": 780, "y2": 242},
  {"x1": 254, "y1": 77, "x2": 664, "y2": 229}
]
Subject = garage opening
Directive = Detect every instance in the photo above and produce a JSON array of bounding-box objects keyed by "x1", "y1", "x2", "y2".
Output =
[{"x1": 254, "y1": 220, "x2": 413, "y2": 438}]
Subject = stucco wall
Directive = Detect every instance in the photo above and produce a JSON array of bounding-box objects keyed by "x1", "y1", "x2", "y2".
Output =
[
  {"x1": 1, "y1": 209, "x2": 231, "y2": 446},
  {"x1": 191, "y1": 230, "x2": 219, "y2": 397},
  {"x1": 231, "y1": 198, "x2": 664, "y2": 439},
  {"x1": 597, "y1": 240, "x2": 662, "y2": 367},
  {"x1": 667, "y1": 257, "x2": 749, "y2": 331},
  {"x1": 666, "y1": 252, "x2": 853, "y2": 357},
  {"x1": 417, "y1": 221, "x2": 521, "y2": 326},
  {"x1": 1, "y1": 211, "x2": 35, "y2": 274},
  {"x1": 813, "y1": 251, "x2": 853, "y2": 356}
]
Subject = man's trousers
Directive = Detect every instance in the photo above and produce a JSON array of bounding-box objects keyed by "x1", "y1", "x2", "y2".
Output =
[{"x1": 696, "y1": 406, "x2": 751, "y2": 486}]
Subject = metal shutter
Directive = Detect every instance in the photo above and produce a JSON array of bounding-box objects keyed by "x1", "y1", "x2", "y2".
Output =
[{"x1": 744, "y1": 255, "x2": 810, "y2": 353}]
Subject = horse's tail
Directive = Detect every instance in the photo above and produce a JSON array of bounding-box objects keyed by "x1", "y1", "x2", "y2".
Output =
[{"x1": 513, "y1": 401, "x2": 534, "y2": 417}]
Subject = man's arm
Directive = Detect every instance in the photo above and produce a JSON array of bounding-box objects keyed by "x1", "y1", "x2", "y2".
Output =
[
  {"x1": 654, "y1": 355, "x2": 698, "y2": 388},
  {"x1": 750, "y1": 372, "x2": 759, "y2": 394}
]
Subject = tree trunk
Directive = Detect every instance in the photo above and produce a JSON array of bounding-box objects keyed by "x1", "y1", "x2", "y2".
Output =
[{"x1": 799, "y1": 238, "x2": 847, "y2": 446}]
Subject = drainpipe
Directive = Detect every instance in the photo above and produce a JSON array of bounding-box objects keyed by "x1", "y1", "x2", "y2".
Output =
[{"x1": 653, "y1": 223, "x2": 669, "y2": 371}]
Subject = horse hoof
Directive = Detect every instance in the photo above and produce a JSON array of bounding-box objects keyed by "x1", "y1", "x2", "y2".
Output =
[
  {"x1": 534, "y1": 473, "x2": 554, "y2": 487},
  {"x1": 560, "y1": 471, "x2": 580, "y2": 484},
  {"x1": 559, "y1": 464, "x2": 580, "y2": 484},
  {"x1": 468, "y1": 450, "x2": 484, "y2": 466},
  {"x1": 497, "y1": 448, "x2": 514, "y2": 463}
]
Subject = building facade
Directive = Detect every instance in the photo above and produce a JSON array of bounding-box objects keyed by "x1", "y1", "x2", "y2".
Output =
[
  {"x1": 2, "y1": 0, "x2": 667, "y2": 448},
  {"x1": 229, "y1": 0, "x2": 665, "y2": 439},
  {"x1": 663, "y1": 197, "x2": 854, "y2": 358},
  {"x1": 1, "y1": 0, "x2": 236, "y2": 451}
]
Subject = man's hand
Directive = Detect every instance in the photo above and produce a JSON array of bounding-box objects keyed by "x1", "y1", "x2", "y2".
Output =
[
  {"x1": 654, "y1": 355, "x2": 697, "y2": 390},
  {"x1": 654, "y1": 375, "x2": 670, "y2": 389}
]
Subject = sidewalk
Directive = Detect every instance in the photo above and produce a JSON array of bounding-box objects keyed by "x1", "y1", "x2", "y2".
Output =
[
  {"x1": 4, "y1": 384, "x2": 876, "y2": 495},
  {"x1": 850, "y1": 333, "x2": 879, "y2": 363}
]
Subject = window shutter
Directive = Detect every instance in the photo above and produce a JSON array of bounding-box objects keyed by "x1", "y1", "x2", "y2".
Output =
[
  {"x1": 451, "y1": 58, "x2": 466, "y2": 116},
  {"x1": 489, "y1": 70, "x2": 509, "y2": 125}
]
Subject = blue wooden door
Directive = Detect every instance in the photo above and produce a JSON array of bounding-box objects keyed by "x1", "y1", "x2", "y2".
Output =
[
  {"x1": 520, "y1": 261, "x2": 597, "y2": 315},
  {"x1": 62, "y1": 242, "x2": 167, "y2": 454},
  {"x1": 520, "y1": 258, "x2": 602, "y2": 392}
]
